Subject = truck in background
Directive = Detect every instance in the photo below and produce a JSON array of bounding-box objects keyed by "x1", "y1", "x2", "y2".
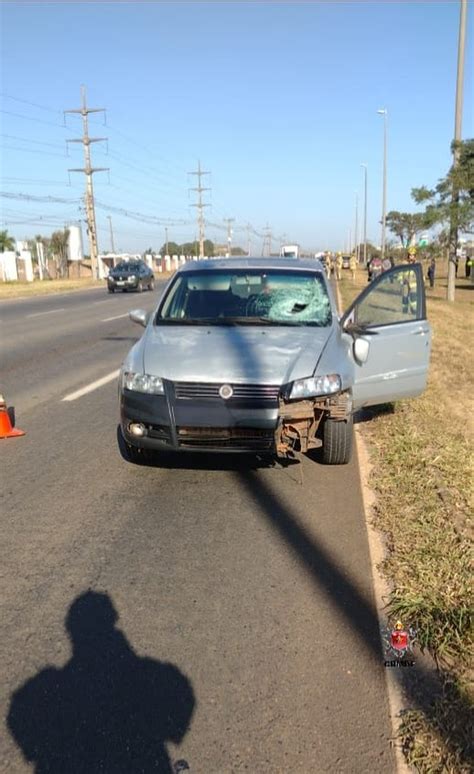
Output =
[{"x1": 280, "y1": 244, "x2": 299, "y2": 258}]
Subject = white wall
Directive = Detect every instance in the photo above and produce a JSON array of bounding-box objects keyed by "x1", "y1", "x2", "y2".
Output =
[{"x1": 0, "y1": 252, "x2": 18, "y2": 281}]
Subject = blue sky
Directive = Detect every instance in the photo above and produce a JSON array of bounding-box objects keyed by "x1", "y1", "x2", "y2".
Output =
[{"x1": 1, "y1": 1, "x2": 473, "y2": 253}]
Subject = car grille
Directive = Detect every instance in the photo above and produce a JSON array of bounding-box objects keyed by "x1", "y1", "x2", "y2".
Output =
[
  {"x1": 176, "y1": 426, "x2": 274, "y2": 450},
  {"x1": 146, "y1": 424, "x2": 171, "y2": 441},
  {"x1": 174, "y1": 382, "x2": 280, "y2": 403}
]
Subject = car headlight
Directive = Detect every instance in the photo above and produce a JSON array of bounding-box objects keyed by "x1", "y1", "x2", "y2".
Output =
[
  {"x1": 290, "y1": 374, "x2": 341, "y2": 399},
  {"x1": 122, "y1": 371, "x2": 164, "y2": 394},
  {"x1": 128, "y1": 274, "x2": 136, "y2": 281}
]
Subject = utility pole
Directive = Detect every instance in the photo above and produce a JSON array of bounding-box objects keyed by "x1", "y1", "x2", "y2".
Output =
[
  {"x1": 361, "y1": 163, "x2": 368, "y2": 265},
  {"x1": 224, "y1": 217, "x2": 235, "y2": 257},
  {"x1": 189, "y1": 160, "x2": 210, "y2": 258},
  {"x1": 354, "y1": 192, "x2": 359, "y2": 261},
  {"x1": 107, "y1": 215, "x2": 116, "y2": 254},
  {"x1": 65, "y1": 86, "x2": 108, "y2": 280},
  {"x1": 165, "y1": 226, "x2": 169, "y2": 255},
  {"x1": 377, "y1": 108, "x2": 388, "y2": 263},
  {"x1": 448, "y1": 0, "x2": 468, "y2": 300}
]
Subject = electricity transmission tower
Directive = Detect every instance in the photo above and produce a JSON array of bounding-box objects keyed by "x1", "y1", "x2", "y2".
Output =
[
  {"x1": 189, "y1": 161, "x2": 210, "y2": 258},
  {"x1": 224, "y1": 217, "x2": 235, "y2": 256},
  {"x1": 65, "y1": 85, "x2": 108, "y2": 279},
  {"x1": 262, "y1": 224, "x2": 272, "y2": 256}
]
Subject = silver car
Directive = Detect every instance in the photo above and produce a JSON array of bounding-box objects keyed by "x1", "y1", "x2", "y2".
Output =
[{"x1": 119, "y1": 258, "x2": 431, "y2": 464}]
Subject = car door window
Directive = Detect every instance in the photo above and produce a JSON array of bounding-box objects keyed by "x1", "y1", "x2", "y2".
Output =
[{"x1": 352, "y1": 265, "x2": 424, "y2": 328}]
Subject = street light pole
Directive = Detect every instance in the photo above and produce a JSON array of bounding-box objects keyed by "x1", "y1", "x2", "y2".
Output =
[
  {"x1": 354, "y1": 192, "x2": 359, "y2": 262},
  {"x1": 448, "y1": 0, "x2": 468, "y2": 299},
  {"x1": 361, "y1": 164, "x2": 368, "y2": 265},
  {"x1": 377, "y1": 109, "x2": 388, "y2": 262}
]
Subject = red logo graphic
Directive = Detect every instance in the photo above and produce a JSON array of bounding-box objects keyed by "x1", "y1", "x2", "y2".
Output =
[
  {"x1": 382, "y1": 619, "x2": 417, "y2": 661},
  {"x1": 390, "y1": 623, "x2": 408, "y2": 651}
]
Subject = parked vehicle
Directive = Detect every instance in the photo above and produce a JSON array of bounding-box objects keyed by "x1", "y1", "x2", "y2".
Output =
[
  {"x1": 280, "y1": 244, "x2": 299, "y2": 258},
  {"x1": 341, "y1": 255, "x2": 351, "y2": 270},
  {"x1": 119, "y1": 257, "x2": 431, "y2": 465},
  {"x1": 107, "y1": 260, "x2": 154, "y2": 293}
]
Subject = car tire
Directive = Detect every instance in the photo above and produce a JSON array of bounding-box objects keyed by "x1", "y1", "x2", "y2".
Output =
[
  {"x1": 108, "y1": 287, "x2": 115, "y2": 293},
  {"x1": 148, "y1": 278, "x2": 155, "y2": 291},
  {"x1": 137, "y1": 281, "x2": 143, "y2": 293},
  {"x1": 322, "y1": 417, "x2": 353, "y2": 465}
]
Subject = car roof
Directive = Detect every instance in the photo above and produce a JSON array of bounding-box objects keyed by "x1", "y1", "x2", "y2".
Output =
[{"x1": 177, "y1": 257, "x2": 325, "y2": 273}]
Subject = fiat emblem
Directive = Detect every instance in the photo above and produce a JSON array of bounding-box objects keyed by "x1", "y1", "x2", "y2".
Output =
[{"x1": 219, "y1": 384, "x2": 233, "y2": 400}]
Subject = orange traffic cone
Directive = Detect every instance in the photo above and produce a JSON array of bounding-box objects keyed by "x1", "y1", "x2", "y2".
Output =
[{"x1": 0, "y1": 394, "x2": 25, "y2": 439}]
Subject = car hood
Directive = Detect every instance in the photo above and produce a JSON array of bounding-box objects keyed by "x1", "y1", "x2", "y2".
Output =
[{"x1": 143, "y1": 324, "x2": 334, "y2": 384}]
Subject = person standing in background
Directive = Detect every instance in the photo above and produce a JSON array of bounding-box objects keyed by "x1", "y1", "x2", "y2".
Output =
[
  {"x1": 349, "y1": 253, "x2": 357, "y2": 282},
  {"x1": 427, "y1": 258, "x2": 436, "y2": 288}
]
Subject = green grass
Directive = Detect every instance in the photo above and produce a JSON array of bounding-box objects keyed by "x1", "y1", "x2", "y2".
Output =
[{"x1": 338, "y1": 267, "x2": 473, "y2": 773}]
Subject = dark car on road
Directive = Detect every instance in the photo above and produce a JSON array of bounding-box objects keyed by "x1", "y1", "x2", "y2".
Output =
[{"x1": 107, "y1": 260, "x2": 155, "y2": 293}]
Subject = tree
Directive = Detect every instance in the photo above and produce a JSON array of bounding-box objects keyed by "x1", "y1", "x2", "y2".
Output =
[
  {"x1": 412, "y1": 138, "x2": 474, "y2": 235},
  {"x1": 159, "y1": 241, "x2": 180, "y2": 257},
  {"x1": 0, "y1": 230, "x2": 15, "y2": 252},
  {"x1": 386, "y1": 211, "x2": 427, "y2": 250},
  {"x1": 412, "y1": 138, "x2": 474, "y2": 296},
  {"x1": 50, "y1": 229, "x2": 70, "y2": 279}
]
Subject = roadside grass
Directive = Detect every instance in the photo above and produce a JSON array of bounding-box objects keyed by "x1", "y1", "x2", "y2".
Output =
[
  {"x1": 0, "y1": 272, "x2": 175, "y2": 299},
  {"x1": 339, "y1": 265, "x2": 473, "y2": 773},
  {"x1": 0, "y1": 278, "x2": 104, "y2": 298}
]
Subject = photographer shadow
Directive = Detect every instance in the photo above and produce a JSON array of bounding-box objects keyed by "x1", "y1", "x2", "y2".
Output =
[{"x1": 7, "y1": 591, "x2": 195, "y2": 774}]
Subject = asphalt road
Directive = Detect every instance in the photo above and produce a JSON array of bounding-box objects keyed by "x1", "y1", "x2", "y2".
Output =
[{"x1": 0, "y1": 284, "x2": 395, "y2": 773}]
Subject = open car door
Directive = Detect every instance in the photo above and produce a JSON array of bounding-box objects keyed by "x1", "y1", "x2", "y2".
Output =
[{"x1": 340, "y1": 263, "x2": 432, "y2": 410}]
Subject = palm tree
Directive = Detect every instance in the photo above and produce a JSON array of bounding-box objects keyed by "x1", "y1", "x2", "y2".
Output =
[{"x1": 0, "y1": 230, "x2": 15, "y2": 252}]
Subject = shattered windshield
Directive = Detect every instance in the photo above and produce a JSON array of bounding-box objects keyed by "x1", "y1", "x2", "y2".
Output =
[{"x1": 157, "y1": 270, "x2": 332, "y2": 326}]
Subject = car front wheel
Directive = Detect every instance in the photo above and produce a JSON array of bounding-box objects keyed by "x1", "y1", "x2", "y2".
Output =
[
  {"x1": 108, "y1": 287, "x2": 115, "y2": 294},
  {"x1": 322, "y1": 417, "x2": 353, "y2": 465},
  {"x1": 148, "y1": 278, "x2": 155, "y2": 291},
  {"x1": 136, "y1": 280, "x2": 143, "y2": 293}
]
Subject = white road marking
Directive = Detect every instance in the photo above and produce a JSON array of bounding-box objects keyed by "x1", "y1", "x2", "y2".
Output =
[
  {"x1": 101, "y1": 313, "x2": 129, "y2": 322},
  {"x1": 27, "y1": 307, "x2": 66, "y2": 318},
  {"x1": 92, "y1": 299, "x2": 114, "y2": 305},
  {"x1": 62, "y1": 369, "x2": 120, "y2": 402}
]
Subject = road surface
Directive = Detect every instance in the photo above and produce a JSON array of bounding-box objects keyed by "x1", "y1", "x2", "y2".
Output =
[{"x1": 0, "y1": 284, "x2": 395, "y2": 772}]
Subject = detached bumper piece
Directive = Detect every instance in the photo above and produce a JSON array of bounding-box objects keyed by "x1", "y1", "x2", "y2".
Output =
[{"x1": 276, "y1": 391, "x2": 352, "y2": 456}]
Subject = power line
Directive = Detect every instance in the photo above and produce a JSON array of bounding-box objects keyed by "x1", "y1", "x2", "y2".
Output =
[
  {"x1": 2, "y1": 144, "x2": 68, "y2": 158},
  {"x1": 1, "y1": 133, "x2": 64, "y2": 148},
  {"x1": 0, "y1": 109, "x2": 68, "y2": 130},
  {"x1": 95, "y1": 200, "x2": 192, "y2": 226},
  {"x1": 0, "y1": 92, "x2": 63, "y2": 115},
  {"x1": 1, "y1": 192, "x2": 81, "y2": 204}
]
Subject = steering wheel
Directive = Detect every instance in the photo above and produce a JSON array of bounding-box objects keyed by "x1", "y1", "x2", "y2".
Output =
[{"x1": 245, "y1": 294, "x2": 271, "y2": 317}]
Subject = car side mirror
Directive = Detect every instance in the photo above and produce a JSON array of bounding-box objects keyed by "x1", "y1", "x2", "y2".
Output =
[
  {"x1": 129, "y1": 309, "x2": 149, "y2": 327},
  {"x1": 353, "y1": 337, "x2": 370, "y2": 364}
]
